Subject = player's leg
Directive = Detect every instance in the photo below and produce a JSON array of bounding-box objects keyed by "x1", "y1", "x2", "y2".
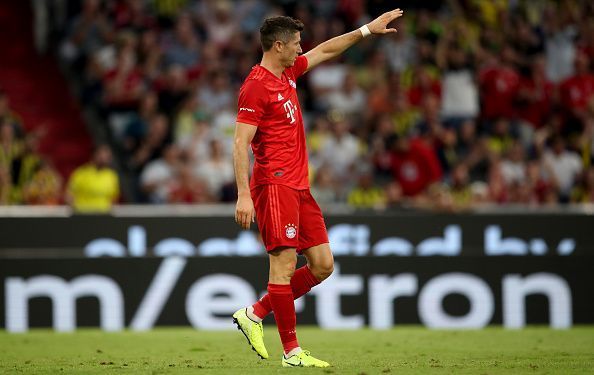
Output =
[
  {"x1": 251, "y1": 262, "x2": 321, "y2": 320},
  {"x1": 267, "y1": 246, "x2": 301, "y2": 357},
  {"x1": 301, "y1": 243, "x2": 333, "y2": 282},
  {"x1": 280, "y1": 189, "x2": 331, "y2": 367},
  {"x1": 251, "y1": 242, "x2": 332, "y2": 319},
  {"x1": 250, "y1": 187, "x2": 330, "y2": 319},
  {"x1": 233, "y1": 184, "x2": 299, "y2": 360},
  {"x1": 269, "y1": 246, "x2": 329, "y2": 368}
]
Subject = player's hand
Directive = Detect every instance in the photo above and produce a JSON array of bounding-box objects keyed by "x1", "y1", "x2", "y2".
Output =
[
  {"x1": 367, "y1": 8, "x2": 404, "y2": 34},
  {"x1": 235, "y1": 193, "x2": 255, "y2": 229}
]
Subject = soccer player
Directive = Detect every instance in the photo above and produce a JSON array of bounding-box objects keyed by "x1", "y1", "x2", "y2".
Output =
[{"x1": 232, "y1": 9, "x2": 404, "y2": 368}]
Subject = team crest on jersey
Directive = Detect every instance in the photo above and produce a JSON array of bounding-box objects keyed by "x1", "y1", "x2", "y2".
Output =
[
  {"x1": 285, "y1": 223, "x2": 297, "y2": 239},
  {"x1": 289, "y1": 79, "x2": 296, "y2": 88}
]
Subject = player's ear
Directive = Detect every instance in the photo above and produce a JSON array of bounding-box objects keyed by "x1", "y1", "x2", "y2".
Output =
[{"x1": 274, "y1": 40, "x2": 284, "y2": 53}]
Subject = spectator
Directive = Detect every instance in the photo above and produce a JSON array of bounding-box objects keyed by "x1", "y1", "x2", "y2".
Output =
[
  {"x1": 102, "y1": 44, "x2": 144, "y2": 110},
  {"x1": 446, "y1": 163, "x2": 474, "y2": 210},
  {"x1": 355, "y1": 49, "x2": 388, "y2": 90},
  {"x1": 319, "y1": 117, "x2": 360, "y2": 182},
  {"x1": 406, "y1": 65, "x2": 441, "y2": 108},
  {"x1": 67, "y1": 145, "x2": 119, "y2": 213},
  {"x1": 347, "y1": 165, "x2": 386, "y2": 210},
  {"x1": 500, "y1": 141, "x2": 527, "y2": 187},
  {"x1": 326, "y1": 69, "x2": 366, "y2": 119},
  {"x1": 129, "y1": 113, "x2": 170, "y2": 172},
  {"x1": 389, "y1": 91, "x2": 421, "y2": 137},
  {"x1": 543, "y1": 136, "x2": 582, "y2": 201},
  {"x1": 559, "y1": 51, "x2": 594, "y2": 128},
  {"x1": 173, "y1": 95, "x2": 208, "y2": 149},
  {"x1": 524, "y1": 158, "x2": 558, "y2": 205},
  {"x1": 515, "y1": 55, "x2": 554, "y2": 144},
  {"x1": 194, "y1": 139, "x2": 234, "y2": 199},
  {"x1": 168, "y1": 165, "x2": 211, "y2": 203},
  {"x1": 156, "y1": 64, "x2": 190, "y2": 116},
  {"x1": 202, "y1": 0, "x2": 238, "y2": 50},
  {"x1": 311, "y1": 164, "x2": 338, "y2": 205},
  {"x1": 486, "y1": 118, "x2": 515, "y2": 157},
  {"x1": 139, "y1": 143, "x2": 181, "y2": 203},
  {"x1": 479, "y1": 45, "x2": 520, "y2": 122},
  {"x1": 161, "y1": 13, "x2": 200, "y2": 68},
  {"x1": 380, "y1": 21, "x2": 416, "y2": 73},
  {"x1": 384, "y1": 180, "x2": 404, "y2": 208},
  {"x1": 543, "y1": 3, "x2": 577, "y2": 83},
  {"x1": 196, "y1": 70, "x2": 234, "y2": 116},
  {"x1": 122, "y1": 91, "x2": 159, "y2": 153},
  {"x1": 389, "y1": 135, "x2": 442, "y2": 197},
  {"x1": 9, "y1": 134, "x2": 43, "y2": 204},
  {"x1": 437, "y1": 40, "x2": 479, "y2": 122},
  {"x1": 22, "y1": 161, "x2": 62, "y2": 205},
  {"x1": 571, "y1": 166, "x2": 594, "y2": 203},
  {"x1": 307, "y1": 116, "x2": 332, "y2": 168},
  {"x1": 61, "y1": 0, "x2": 113, "y2": 65},
  {"x1": 179, "y1": 117, "x2": 212, "y2": 166}
]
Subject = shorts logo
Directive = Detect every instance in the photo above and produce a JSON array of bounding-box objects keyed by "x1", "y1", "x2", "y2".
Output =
[{"x1": 285, "y1": 223, "x2": 297, "y2": 239}]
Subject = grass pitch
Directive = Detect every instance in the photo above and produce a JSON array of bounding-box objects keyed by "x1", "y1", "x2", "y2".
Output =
[{"x1": 1, "y1": 326, "x2": 593, "y2": 374}]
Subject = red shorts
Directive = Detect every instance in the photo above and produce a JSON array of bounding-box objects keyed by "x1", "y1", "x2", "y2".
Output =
[{"x1": 252, "y1": 184, "x2": 329, "y2": 252}]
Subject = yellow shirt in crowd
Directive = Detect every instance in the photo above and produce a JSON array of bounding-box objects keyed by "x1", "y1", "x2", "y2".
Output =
[{"x1": 67, "y1": 164, "x2": 119, "y2": 213}]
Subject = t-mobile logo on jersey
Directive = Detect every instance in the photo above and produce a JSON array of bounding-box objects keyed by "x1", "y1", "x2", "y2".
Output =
[{"x1": 283, "y1": 99, "x2": 296, "y2": 124}]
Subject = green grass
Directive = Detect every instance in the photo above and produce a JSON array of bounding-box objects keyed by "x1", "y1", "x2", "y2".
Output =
[{"x1": 1, "y1": 327, "x2": 593, "y2": 374}]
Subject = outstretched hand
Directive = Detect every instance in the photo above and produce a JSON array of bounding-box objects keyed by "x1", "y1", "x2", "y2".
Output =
[{"x1": 367, "y1": 8, "x2": 404, "y2": 34}]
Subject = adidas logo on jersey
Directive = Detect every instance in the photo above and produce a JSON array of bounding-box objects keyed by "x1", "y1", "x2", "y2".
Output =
[{"x1": 277, "y1": 93, "x2": 284, "y2": 101}]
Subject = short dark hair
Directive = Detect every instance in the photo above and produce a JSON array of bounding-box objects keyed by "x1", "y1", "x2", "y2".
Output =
[{"x1": 260, "y1": 16, "x2": 304, "y2": 51}]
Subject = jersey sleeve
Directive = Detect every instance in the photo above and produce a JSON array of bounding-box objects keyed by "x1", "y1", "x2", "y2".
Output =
[
  {"x1": 290, "y1": 55, "x2": 309, "y2": 79},
  {"x1": 237, "y1": 79, "x2": 268, "y2": 126}
]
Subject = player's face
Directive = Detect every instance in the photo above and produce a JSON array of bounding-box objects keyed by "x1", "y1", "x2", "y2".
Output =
[{"x1": 281, "y1": 32, "x2": 302, "y2": 67}]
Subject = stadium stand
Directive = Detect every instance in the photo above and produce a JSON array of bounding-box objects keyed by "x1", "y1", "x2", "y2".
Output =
[{"x1": 1, "y1": 0, "x2": 594, "y2": 210}]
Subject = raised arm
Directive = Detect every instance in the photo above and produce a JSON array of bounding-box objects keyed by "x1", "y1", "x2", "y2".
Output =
[
  {"x1": 233, "y1": 122, "x2": 258, "y2": 229},
  {"x1": 304, "y1": 8, "x2": 404, "y2": 72}
]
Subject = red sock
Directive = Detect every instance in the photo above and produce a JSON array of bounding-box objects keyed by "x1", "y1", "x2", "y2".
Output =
[
  {"x1": 253, "y1": 266, "x2": 320, "y2": 319},
  {"x1": 267, "y1": 283, "x2": 299, "y2": 353}
]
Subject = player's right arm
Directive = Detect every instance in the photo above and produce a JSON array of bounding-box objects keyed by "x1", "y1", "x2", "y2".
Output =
[
  {"x1": 233, "y1": 122, "x2": 257, "y2": 229},
  {"x1": 234, "y1": 78, "x2": 267, "y2": 229}
]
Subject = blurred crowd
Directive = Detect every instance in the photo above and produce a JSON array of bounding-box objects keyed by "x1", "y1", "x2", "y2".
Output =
[
  {"x1": 0, "y1": 91, "x2": 64, "y2": 206},
  {"x1": 6, "y1": 0, "x2": 594, "y2": 211},
  {"x1": 0, "y1": 89, "x2": 120, "y2": 211}
]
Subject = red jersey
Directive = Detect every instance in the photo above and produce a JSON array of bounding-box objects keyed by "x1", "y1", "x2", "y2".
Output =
[
  {"x1": 479, "y1": 66, "x2": 520, "y2": 120},
  {"x1": 237, "y1": 55, "x2": 309, "y2": 190},
  {"x1": 390, "y1": 138, "x2": 443, "y2": 196},
  {"x1": 559, "y1": 73, "x2": 594, "y2": 110},
  {"x1": 516, "y1": 76, "x2": 553, "y2": 128}
]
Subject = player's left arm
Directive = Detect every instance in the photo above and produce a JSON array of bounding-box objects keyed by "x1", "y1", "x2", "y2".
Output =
[{"x1": 303, "y1": 8, "x2": 404, "y2": 73}]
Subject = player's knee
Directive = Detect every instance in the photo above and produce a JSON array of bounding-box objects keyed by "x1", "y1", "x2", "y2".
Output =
[
  {"x1": 269, "y1": 252, "x2": 297, "y2": 283},
  {"x1": 273, "y1": 264, "x2": 296, "y2": 284},
  {"x1": 312, "y1": 259, "x2": 334, "y2": 281}
]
